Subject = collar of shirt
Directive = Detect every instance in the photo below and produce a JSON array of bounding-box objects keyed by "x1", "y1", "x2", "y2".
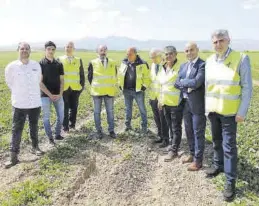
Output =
[
  {"x1": 188, "y1": 56, "x2": 199, "y2": 65},
  {"x1": 216, "y1": 47, "x2": 231, "y2": 62},
  {"x1": 163, "y1": 59, "x2": 177, "y2": 71},
  {"x1": 44, "y1": 57, "x2": 57, "y2": 64},
  {"x1": 16, "y1": 59, "x2": 30, "y2": 66}
]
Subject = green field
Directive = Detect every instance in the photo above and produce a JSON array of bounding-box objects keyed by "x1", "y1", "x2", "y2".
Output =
[{"x1": 0, "y1": 50, "x2": 259, "y2": 205}]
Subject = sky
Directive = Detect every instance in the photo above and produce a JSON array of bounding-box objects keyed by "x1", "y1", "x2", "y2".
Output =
[{"x1": 0, "y1": 0, "x2": 259, "y2": 45}]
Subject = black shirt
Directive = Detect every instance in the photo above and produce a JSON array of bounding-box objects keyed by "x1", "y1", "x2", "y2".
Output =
[{"x1": 39, "y1": 57, "x2": 64, "y2": 97}]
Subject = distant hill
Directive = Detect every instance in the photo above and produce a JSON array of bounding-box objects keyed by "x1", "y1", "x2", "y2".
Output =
[{"x1": 1, "y1": 36, "x2": 259, "y2": 51}]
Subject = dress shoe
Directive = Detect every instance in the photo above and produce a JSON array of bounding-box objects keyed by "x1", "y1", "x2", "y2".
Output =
[
  {"x1": 223, "y1": 183, "x2": 236, "y2": 202},
  {"x1": 187, "y1": 162, "x2": 202, "y2": 171},
  {"x1": 30, "y1": 147, "x2": 44, "y2": 156},
  {"x1": 153, "y1": 138, "x2": 163, "y2": 144},
  {"x1": 159, "y1": 140, "x2": 169, "y2": 148},
  {"x1": 182, "y1": 155, "x2": 193, "y2": 164},
  {"x1": 4, "y1": 152, "x2": 19, "y2": 169},
  {"x1": 109, "y1": 131, "x2": 117, "y2": 139},
  {"x1": 55, "y1": 135, "x2": 64, "y2": 140},
  {"x1": 205, "y1": 166, "x2": 223, "y2": 178},
  {"x1": 164, "y1": 151, "x2": 178, "y2": 162},
  {"x1": 97, "y1": 131, "x2": 103, "y2": 139}
]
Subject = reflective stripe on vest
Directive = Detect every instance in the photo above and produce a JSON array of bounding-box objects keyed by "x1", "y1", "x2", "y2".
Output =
[
  {"x1": 158, "y1": 61, "x2": 182, "y2": 106},
  {"x1": 59, "y1": 56, "x2": 82, "y2": 91},
  {"x1": 149, "y1": 63, "x2": 161, "y2": 100},
  {"x1": 90, "y1": 58, "x2": 117, "y2": 96},
  {"x1": 118, "y1": 62, "x2": 150, "y2": 92},
  {"x1": 205, "y1": 51, "x2": 242, "y2": 115}
]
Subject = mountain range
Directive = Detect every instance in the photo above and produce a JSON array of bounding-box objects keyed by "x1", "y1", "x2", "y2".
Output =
[{"x1": 1, "y1": 36, "x2": 259, "y2": 51}]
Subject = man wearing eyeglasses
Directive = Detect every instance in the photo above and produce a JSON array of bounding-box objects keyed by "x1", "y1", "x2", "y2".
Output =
[
  {"x1": 205, "y1": 30, "x2": 252, "y2": 202},
  {"x1": 58, "y1": 42, "x2": 85, "y2": 132},
  {"x1": 40, "y1": 41, "x2": 65, "y2": 145},
  {"x1": 149, "y1": 48, "x2": 169, "y2": 148},
  {"x1": 158, "y1": 46, "x2": 183, "y2": 162},
  {"x1": 174, "y1": 42, "x2": 206, "y2": 171}
]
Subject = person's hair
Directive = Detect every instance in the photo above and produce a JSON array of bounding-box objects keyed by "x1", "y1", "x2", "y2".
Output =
[
  {"x1": 149, "y1": 48, "x2": 163, "y2": 57},
  {"x1": 211, "y1": 29, "x2": 230, "y2": 40},
  {"x1": 164, "y1": 46, "x2": 177, "y2": 54},
  {"x1": 17, "y1": 42, "x2": 31, "y2": 51},
  {"x1": 45, "y1": 41, "x2": 56, "y2": 49}
]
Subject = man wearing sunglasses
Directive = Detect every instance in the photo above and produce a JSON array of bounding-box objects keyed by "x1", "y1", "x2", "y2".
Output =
[
  {"x1": 149, "y1": 48, "x2": 169, "y2": 148},
  {"x1": 174, "y1": 42, "x2": 206, "y2": 171},
  {"x1": 205, "y1": 30, "x2": 253, "y2": 202},
  {"x1": 158, "y1": 46, "x2": 183, "y2": 162},
  {"x1": 40, "y1": 41, "x2": 65, "y2": 145},
  {"x1": 58, "y1": 42, "x2": 85, "y2": 132}
]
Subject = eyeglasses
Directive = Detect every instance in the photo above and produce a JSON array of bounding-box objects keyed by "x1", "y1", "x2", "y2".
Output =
[{"x1": 213, "y1": 39, "x2": 225, "y2": 45}]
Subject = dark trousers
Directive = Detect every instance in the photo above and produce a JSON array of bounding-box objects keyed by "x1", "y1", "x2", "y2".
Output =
[
  {"x1": 163, "y1": 101, "x2": 184, "y2": 153},
  {"x1": 11, "y1": 107, "x2": 41, "y2": 153},
  {"x1": 149, "y1": 99, "x2": 169, "y2": 141},
  {"x1": 208, "y1": 112, "x2": 237, "y2": 185},
  {"x1": 183, "y1": 100, "x2": 206, "y2": 163},
  {"x1": 63, "y1": 88, "x2": 81, "y2": 130}
]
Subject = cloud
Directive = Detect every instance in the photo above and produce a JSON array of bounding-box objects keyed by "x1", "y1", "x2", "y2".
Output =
[
  {"x1": 69, "y1": 0, "x2": 101, "y2": 10},
  {"x1": 242, "y1": 0, "x2": 259, "y2": 9},
  {"x1": 0, "y1": 0, "x2": 10, "y2": 8},
  {"x1": 136, "y1": 6, "x2": 150, "y2": 13},
  {"x1": 48, "y1": 7, "x2": 65, "y2": 17}
]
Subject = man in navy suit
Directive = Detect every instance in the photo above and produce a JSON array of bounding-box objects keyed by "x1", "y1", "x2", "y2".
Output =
[{"x1": 175, "y1": 42, "x2": 206, "y2": 171}]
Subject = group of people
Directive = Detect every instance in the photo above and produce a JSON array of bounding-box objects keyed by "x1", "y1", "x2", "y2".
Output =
[{"x1": 4, "y1": 29, "x2": 253, "y2": 202}]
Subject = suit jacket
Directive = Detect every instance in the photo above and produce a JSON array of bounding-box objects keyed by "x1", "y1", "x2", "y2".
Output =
[{"x1": 175, "y1": 57, "x2": 205, "y2": 114}]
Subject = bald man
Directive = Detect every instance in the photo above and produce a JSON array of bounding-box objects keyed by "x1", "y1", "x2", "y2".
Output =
[
  {"x1": 58, "y1": 42, "x2": 85, "y2": 132},
  {"x1": 118, "y1": 47, "x2": 150, "y2": 134},
  {"x1": 174, "y1": 42, "x2": 206, "y2": 171},
  {"x1": 88, "y1": 45, "x2": 117, "y2": 139}
]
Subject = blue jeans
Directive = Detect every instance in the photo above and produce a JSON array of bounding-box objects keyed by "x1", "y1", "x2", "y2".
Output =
[
  {"x1": 208, "y1": 112, "x2": 237, "y2": 185},
  {"x1": 123, "y1": 89, "x2": 147, "y2": 130},
  {"x1": 41, "y1": 97, "x2": 64, "y2": 138},
  {"x1": 93, "y1": 96, "x2": 114, "y2": 133}
]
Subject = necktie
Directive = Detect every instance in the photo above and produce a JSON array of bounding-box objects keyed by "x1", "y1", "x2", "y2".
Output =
[
  {"x1": 186, "y1": 62, "x2": 194, "y2": 78},
  {"x1": 155, "y1": 64, "x2": 159, "y2": 75}
]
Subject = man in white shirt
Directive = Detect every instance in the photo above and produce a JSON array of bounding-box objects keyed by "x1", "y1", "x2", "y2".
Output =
[{"x1": 4, "y1": 42, "x2": 43, "y2": 169}]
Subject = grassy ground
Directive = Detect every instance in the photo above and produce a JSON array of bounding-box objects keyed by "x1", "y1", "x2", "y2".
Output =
[{"x1": 0, "y1": 50, "x2": 258, "y2": 205}]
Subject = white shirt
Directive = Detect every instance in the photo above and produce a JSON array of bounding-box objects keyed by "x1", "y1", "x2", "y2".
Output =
[{"x1": 5, "y1": 60, "x2": 42, "y2": 109}]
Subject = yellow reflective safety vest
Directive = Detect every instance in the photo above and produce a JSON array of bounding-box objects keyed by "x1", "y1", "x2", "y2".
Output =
[
  {"x1": 58, "y1": 55, "x2": 82, "y2": 91},
  {"x1": 118, "y1": 60, "x2": 151, "y2": 92},
  {"x1": 205, "y1": 51, "x2": 243, "y2": 116},
  {"x1": 158, "y1": 61, "x2": 181, "y2": 106},
  {"x1": 149, "y1": 62, "x2": 162, "y2": 100},
  {"x1": 90, "y1": 58, "x2": 117, "y2": 97}
]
